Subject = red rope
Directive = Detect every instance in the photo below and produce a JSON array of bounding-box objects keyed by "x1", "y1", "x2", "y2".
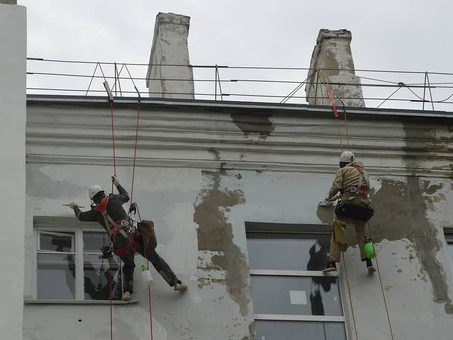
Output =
[
  {"x1": 148, "y1": 283, "x2": 154, "y2": 340},
  {"x1": 109, "y1": 259, "x2": 113, "y2": 340},
  {"x1": 316, "y1": 69, "x2": 344, "y2": 150},
  {"x1": 130, "y1": 103, "x2": 140, "y2": 204}
]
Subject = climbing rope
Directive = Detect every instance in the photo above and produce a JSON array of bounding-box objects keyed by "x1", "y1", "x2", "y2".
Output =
[
  {"x1": 109, "y1": 258, "x2": 113, "y2": 340},
  {"x1": 316, "y1": 69, "x2": 346, "y2": 151},
  {"x1": 107, "y1": 65, "x2": 154, "y2": 340},
  {"x1": 341, "y1": 253, "x2": 359, "y2": 340},
  {"x1": 321, "y1": 67, "x2": 396, "y2": 339},
  {"x1": 367, "y1": 222, "x2": 396, "y2": 340}
]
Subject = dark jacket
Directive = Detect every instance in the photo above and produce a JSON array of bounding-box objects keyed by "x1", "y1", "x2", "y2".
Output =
[{"x1": 73, "y1": 185, "x2": 130, "y2": 234}]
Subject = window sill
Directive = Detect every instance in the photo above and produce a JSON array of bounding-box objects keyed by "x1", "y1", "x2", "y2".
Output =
[{"x1": 24, "y1": 299, "x2": 139, "y2": 305}]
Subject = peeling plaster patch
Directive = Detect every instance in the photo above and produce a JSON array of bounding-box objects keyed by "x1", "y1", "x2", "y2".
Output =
[
  {"x1": 368, "y1": 178, "x2": 412, "y2": 243},
  {"x1": 193, "y1": 168, "x2": 249, "y2": 315},
  {"x1": 397, "y1": 269, "x2": 403, "y2": 273},
  {"x1": 241, "y1": 322, "x2": 255, "y2": 340},
  {"x1": 231, "y1": 112, "x2": 274, "y2": 139},
  {"x1": 408, "y1": 177, "x2": 452, "y2": 313},
  {"x1": 385, "y1": 285, "x2": 394, "y2": 292}
]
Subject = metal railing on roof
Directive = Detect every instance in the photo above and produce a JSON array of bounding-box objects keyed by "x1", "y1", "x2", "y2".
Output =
[{"x1": 26, "y1": 57, "x2": 453, "y2": 111}]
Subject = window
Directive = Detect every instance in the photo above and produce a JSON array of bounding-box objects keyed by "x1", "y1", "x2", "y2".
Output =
[
  {"x1": 35, "y1": 217, "x2": 122, "y2": 301},
  {"x1": 444, "y1": 229, "x2": 453, "y2": 276},
  {"x1": 246, "y1": 222, "x2": 346, "y2": 340}
]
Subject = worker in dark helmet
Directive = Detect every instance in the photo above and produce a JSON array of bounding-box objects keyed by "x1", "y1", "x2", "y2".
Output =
[
  {"x1": 68, "y1": 175, "x2": 187, "y2": 301},
  {"x1": 321, "y1": 151, "x2": 376, "y2": 274}
]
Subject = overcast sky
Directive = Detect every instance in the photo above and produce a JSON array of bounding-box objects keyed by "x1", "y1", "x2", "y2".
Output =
[{"x1": 19, "y1": 0, "x2": 453, "y2": 110}]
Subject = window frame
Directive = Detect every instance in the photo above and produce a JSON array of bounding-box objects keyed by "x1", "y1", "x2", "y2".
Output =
[
  {"x1": 246, "y1": 222, "x2": 347, "y2": 329},
  {"x1": 444, "y1": 228, "x2": 453, "y2": 275},
  {"x1": 33, "y1": 216, "x2": 122, "y2": 301}
]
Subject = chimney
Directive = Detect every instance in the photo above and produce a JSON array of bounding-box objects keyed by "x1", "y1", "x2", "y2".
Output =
[
  {"x1": 306, "y1": 29, "x2": 365, "y2": 107},
  {"x1": 146, "y1": 13, "x2": 195, "y2": 100}
]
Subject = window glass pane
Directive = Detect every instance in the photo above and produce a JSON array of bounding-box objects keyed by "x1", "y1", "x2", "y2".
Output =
[
  {"x1": 84, "y1": 254, "x2": 122, "y2": 300},
  {"x1": 247, "y1": 235, "x2": 330, "y2": 271},
  {"x1": 37, "y1": 254, "x2": 75, "y2": 299},
  {"x1": 448, "y1": 244, "x2": 453, "y2": 276},
  {"x1": 255, "y1": 321, "x2": 346, "y2": 340},
  {"x1": 39, "y1": 232, "x2": 73, "y2": 252},
  {"x1": 83, "y1": 232, "x2": 110, "y2": 253},
  {"x1": 251, "y1": 276, "x2": 342, "y2": 316}
]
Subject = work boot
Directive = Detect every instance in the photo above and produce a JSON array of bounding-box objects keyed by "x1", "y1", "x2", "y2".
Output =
[
  {"x1": 366, "y1": 259, "x2": 376, "y2": 274},
  {"x1": 174, "y1": 282, "x2": 187, "y2": 292},
  {"x1": 122, "y1": 291, "x2": 131, "y2": 301},
  {"x1": 322, "y1": 262, "x2": 337, "y2": 273}
]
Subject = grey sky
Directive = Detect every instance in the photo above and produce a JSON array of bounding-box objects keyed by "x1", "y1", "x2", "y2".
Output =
[{"x1": 19, "y1": 0, "x2": 453, "y2": 110}]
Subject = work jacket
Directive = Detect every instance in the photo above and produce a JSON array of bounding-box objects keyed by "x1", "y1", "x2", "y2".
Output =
[
  {"x1": 74, "y1": 185, "x2": 130, "y2": 236},
  {"x1": 327, "y1": 161, "x2": 370, "y2": 200}
]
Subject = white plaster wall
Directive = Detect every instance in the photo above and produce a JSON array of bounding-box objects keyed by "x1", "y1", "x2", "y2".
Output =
[
  {"x1": 23, "y1": 101, "x2": 453, "y2": 339},
  {"x1": 0, "y1": 3, "x2": 27, "y2": 339}
]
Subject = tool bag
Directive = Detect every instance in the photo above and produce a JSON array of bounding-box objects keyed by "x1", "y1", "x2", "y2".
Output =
[
  {"x1": 334, "y1": 200, "x2": 374, "y2": 221},
  {"x1": 137, "y1": 220, "x2": 157, "y2": 255},
  {"x1": 333, "y1": 220, "x2": 348, "y2": 252}
]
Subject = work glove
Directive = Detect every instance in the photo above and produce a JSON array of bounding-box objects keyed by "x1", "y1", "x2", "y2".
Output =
[
  {"x1": 68, "y1": 202, "x2": 78, "y2": 209},
  {"x1": 112, "y1": 175, "x2": 120, "y2": 186}
]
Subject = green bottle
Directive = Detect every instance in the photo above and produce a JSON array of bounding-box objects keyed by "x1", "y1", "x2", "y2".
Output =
[{"x1": 364, "y1": 239, "x2": 376, "y2": 259}]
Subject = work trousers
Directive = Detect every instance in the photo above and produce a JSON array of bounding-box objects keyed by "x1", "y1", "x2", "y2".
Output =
[
  {"x1": 119, "y1": 233, "x2": 179, "y2": 293},
  {"x1": 329, "y1": 215, "x2": 368, "y2": 262}
]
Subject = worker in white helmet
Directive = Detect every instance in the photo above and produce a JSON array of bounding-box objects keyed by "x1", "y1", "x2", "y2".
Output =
[
  {"x1": 321, "y1": 151, "x2": 376, "y2": 274},
  {"x1": 68, "y1": 175, "x2": 187, "y2": 301}
]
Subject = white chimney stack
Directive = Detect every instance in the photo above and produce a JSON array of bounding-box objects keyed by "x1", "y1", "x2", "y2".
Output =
[
  {"x1": 146, "y1": 12, "x2": 195, "y2": 99},
  {"x1": 306, "y1": 29, "x2": 365, "y2": 107}
]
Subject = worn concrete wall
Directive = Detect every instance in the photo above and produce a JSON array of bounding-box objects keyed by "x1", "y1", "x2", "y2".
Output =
[
  {"x1": 306, "y1": 29, "x2": 365, "y2": 108},
  {"x1": 146, "y1": 13, "x2": 195, "y2": 100},
  {"x1": 0, "y1": 3, "x2": 27, "y2": 339},
  {"x1": 23, "y1": 98, "x2": 453, "y2": 339}
]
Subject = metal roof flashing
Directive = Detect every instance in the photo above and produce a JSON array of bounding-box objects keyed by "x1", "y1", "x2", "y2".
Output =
[{"x1": 26, "y1": 94, "x2": 453, "y2": 120}]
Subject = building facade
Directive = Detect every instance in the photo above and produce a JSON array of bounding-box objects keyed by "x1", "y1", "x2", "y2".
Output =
[{"x1": 1, "y1": 3, "x2": 453, "y2": 340}]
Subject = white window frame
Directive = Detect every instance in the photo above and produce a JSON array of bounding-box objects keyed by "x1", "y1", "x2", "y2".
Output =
[
  {"x1": 246, "y1": 222, "x2": 347, "y2": 333},
  {"x1": 33, "y1": 216, "x2": 121, "y2": 301},
  {"x1": 444, "y1": 229, "x2": 453, "y2": 276}
]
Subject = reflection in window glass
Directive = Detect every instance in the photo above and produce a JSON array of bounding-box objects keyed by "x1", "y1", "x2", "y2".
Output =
[
  {"x1": 37, "y1": 254, "x2": 75, "y2": 299},
  {"x1": 83, "y1": 232, "x2": 122, "y2": 300},
  {"x1": 83, "y1": 232, "x2": 110, "y2": 253},
  {"x1": 251, "y1": 276, "x2": 342, "y2": 316},
  {"x1": 247, "y1": 235, "x2": 330, "y2": 271},
  {"x1": 39, "y1": 232, "x2": 73, "y2": 252},
  {"x1": 84, "y1": 255, "x2": 122, "y2": 300},
  {"x1": 255, "y1": 321, "x2": 346, "y2": 340}
]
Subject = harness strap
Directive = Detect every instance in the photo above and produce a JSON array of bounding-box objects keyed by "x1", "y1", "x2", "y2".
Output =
[{"x1": 104, "y1": 212, "x2": 129, "y2": 239}]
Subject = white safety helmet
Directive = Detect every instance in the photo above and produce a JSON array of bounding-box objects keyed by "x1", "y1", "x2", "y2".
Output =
[
  {"x1": 339, "y1": 151, "x2": 355, "y2": 163},
  {"x1": 88, "y1": 185, "x2": 104, "y2": 200}
]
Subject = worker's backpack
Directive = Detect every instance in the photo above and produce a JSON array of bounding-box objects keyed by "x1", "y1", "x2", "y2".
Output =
[{"x1": 137, "y1": 220, "x2": 157, "y2": 254}]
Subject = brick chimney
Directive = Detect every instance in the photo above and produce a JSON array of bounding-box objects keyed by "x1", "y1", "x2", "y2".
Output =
[
  {"x1": 146, "y1": 13, "x2": 195, "y2": 99},
  {"x1": 306, "y1": 29, "x2": 365, "y2": 107}
]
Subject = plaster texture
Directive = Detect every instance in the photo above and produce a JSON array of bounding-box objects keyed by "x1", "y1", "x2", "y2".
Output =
[
  {"x1": 306, "y1": 29, "x2": 365, "y2": 108},
  {"x1": 23, "y1": 97, "x2": 453, "y2": 339},
  {"x1": 146, "y1": 13, "x2": 195, "y2": 99},
  {"x1": 0, "y1": 3, "x2": 27, "y2": 339}
]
